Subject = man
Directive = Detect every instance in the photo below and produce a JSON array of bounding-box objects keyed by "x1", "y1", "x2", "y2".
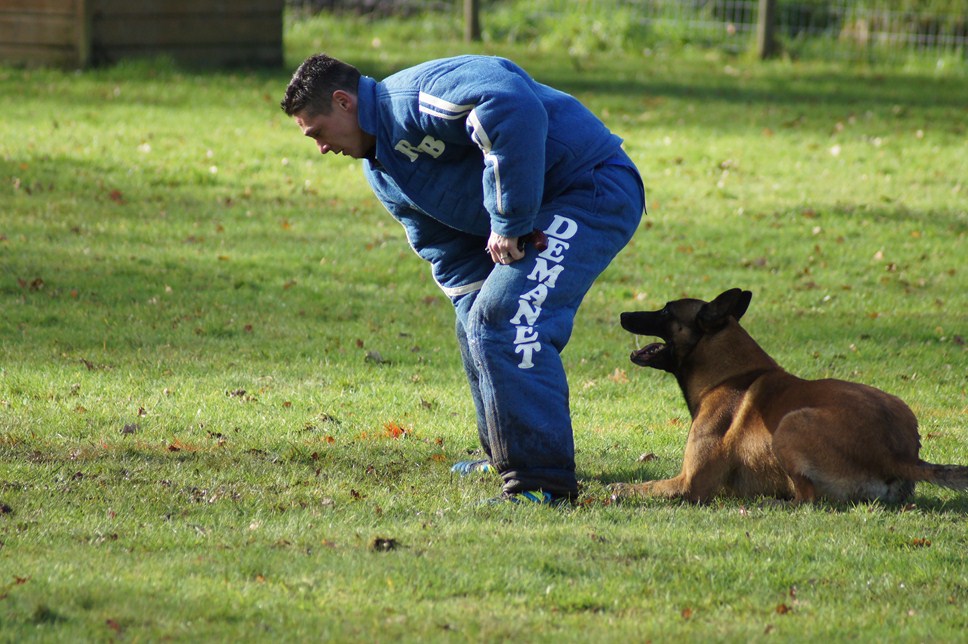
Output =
[{"x1": 281, "y1": 54, "x2": 644, "y2": 505}]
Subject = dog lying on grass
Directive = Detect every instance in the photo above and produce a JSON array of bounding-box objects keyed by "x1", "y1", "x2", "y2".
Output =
[{"x1": 612, "y1": 288, "x2": 968, "y2": 504}]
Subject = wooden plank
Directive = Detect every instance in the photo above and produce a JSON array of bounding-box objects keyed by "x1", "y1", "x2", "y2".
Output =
[
  {"x1": 0, "y1": 43, "x2": 77, "y2": 67},
  {"x1": 76, "y1": 0, "x2": 90, "y2": 68},
  {"x1": 93, "y1": 16, "x2": 281, "y2": 47},
  {"x1": 92, "y1": 0, "x2": 284, "y2": 15},
  {"x1": 94, "y1": 43, "x2": 282, "y2": 67},
  {"x1": 0, "y1": 0, "x2": 76, "y2": 14},
  {"x1": 0, "y1": 14, "x2": 76, "y2": 46}
]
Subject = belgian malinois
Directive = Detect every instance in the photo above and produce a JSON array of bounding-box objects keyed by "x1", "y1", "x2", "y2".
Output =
[{"x1": 613, "y1": 288, "x2": 968, "y2": 504}]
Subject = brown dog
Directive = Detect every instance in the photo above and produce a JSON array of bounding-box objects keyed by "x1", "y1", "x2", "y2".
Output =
[{"x1": 613, "y1": 288, "x2": 968, "y2": 503}]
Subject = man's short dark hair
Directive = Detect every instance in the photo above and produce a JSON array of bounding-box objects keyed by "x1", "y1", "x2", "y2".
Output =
[{"x1": 280, "y1": 54, "x2": 362, "y2": 117}]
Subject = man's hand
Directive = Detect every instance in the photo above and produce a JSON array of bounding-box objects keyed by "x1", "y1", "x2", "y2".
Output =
[{"x1": 486, "y1": 232, "x2": 524, "y2": 265}]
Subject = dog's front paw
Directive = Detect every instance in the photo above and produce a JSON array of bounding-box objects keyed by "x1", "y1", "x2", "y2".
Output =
[{"x1": 608, "y1": 481, "x2": 651, "y2": 501}]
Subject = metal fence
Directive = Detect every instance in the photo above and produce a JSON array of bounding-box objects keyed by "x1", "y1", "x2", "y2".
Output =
[
  {"x1": 287, "y1": 0, "x2": 968, "y2": 59},
  {"x1": 626, "y1": 0, "x2": 968, "y2": 55}
]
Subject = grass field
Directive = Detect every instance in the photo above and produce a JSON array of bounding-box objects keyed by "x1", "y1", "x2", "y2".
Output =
[{"x1": 1, "y1": 12, "x2": 966, "y2": 642}]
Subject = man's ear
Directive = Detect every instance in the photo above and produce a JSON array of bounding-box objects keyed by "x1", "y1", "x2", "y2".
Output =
[{"x1": 332, "y1": 89, "x2": 355, "y2": 112}]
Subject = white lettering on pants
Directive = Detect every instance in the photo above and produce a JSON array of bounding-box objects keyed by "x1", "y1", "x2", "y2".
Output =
[{"x1": 511, "y1": 215, "x2": 578, "y2": 369}]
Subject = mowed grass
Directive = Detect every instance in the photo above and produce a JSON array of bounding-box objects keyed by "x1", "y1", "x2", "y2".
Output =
[{"x1": 1, "y1": 12, "x2": 966, "y2": 642}]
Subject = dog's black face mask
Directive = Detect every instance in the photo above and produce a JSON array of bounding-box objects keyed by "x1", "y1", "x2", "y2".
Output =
[
  {"x1": 620, "y1": 306, "x2": 683, "y2": 372},
  {"x1": 621, "y1": 289, "x2": 753, "y2": 373}
]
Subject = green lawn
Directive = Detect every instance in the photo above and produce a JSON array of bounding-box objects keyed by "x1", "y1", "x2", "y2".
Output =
[{"x1": 1, "y1": 13, "x2": 966, "y2": 642}]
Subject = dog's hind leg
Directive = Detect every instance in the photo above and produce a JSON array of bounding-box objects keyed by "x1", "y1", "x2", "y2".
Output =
[{"x1": 787, "y1": 471, "x2": 817, "y2": 503}]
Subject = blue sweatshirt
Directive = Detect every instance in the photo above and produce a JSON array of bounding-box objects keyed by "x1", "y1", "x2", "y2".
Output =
[{"x1": 358, "y1": 55, "x2": 626, "y2": 296}]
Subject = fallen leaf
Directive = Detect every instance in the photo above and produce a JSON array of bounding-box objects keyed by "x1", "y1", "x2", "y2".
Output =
[
  {"x1": 24, "y1": 277, "x2": 45, "y2": 291},
  {"x1": 681, "y1": 607, "x2": 693, "y2": 620},
  {"x1": 608, "y1": 368, "x2": 628, "y2": 384},
  {"x1": 776, "y1": 603, "x2": 792, "y2": 614},
  {"x1": 370, "y1": 536, "x2": 398, "y2": 552},
  {"x1": 384, "y1": 421, "x2": 407, "y2": 439},
  {"x1": 168, "y1": 439, "x2": 195, "y2": 452}
]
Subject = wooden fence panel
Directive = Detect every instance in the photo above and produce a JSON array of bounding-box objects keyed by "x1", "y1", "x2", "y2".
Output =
[
  {"x1": 0, "y1": 0, "x2": 85, "y2": 67},
  {"x1": 0, "y1": 0, "x2": 283, "y2": 68}
]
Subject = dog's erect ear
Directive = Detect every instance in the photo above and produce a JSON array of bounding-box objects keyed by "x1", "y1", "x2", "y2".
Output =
[
  {"x1": 731, "y1": 289, "x2": 753, "y2": 321},
  {"x1": 698, "y1": 289, "x2": 753, "y2": 331}
]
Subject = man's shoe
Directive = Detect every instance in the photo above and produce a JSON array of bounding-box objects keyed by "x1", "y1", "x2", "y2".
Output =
[
  {"x1": 451, "y1": 459, "x2": 495, "y2": 476},
  {"x1": 484, "y1": 490, "x2": 567, "y2": 506}
]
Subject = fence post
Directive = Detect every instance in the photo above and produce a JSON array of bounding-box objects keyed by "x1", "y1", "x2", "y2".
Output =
[
  {"x1": 76, "y1": 0, "x2": 91, "y2": 68},
  {"x1": 464, "y1": 0, "x2": 481, "y2": 42},
  {"x1": 756, "y1": 0, "x2": 778, "y2": 59}
]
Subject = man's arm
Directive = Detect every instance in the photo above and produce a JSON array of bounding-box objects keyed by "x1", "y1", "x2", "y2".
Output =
[{"x1": 415, "y1": 58, "x2": 549, "y2": 240}]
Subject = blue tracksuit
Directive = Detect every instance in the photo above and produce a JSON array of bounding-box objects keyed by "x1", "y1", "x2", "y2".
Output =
[{"x1": 358, "y1": 55, "x2": 644, "y2": 497}]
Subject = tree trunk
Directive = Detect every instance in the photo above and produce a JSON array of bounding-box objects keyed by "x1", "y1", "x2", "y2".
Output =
[
  {"x1": 464, "y1": 0, "x2": 480, "y2": 42},
  {"x1": 757, "y1": 0, "x2": 778, "y2": 59}
]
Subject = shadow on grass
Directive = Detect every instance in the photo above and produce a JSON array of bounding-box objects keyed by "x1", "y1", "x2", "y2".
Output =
[
  {"x1": 11, "y1": 52, "x2": 964, "y2": 137},
  {"x1": 591, "y1": 469, "x2": 968, "y2": 515}
]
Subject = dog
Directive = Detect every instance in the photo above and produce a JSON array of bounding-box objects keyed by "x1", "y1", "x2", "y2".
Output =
[{"x1": 612, "y1": 288, "x2": 968, "y2": 504}]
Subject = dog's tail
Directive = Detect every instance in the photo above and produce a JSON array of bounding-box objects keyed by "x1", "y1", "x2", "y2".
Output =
[{"x1": 903, "y1": 461, "x2": 968, "y2": 492}]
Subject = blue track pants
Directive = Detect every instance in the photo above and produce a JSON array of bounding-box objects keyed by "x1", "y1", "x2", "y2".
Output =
[{"x1": 452, "y1": 152, "x2": 644, "y2": 497}]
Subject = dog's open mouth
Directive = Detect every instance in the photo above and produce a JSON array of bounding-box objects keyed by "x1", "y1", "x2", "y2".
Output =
[
  {"x1": 631, "y1": 342, "x2": 666, "y2": 365},
  {"x1": 629, "y1": 342, "x2": 671, "y2": 371}
]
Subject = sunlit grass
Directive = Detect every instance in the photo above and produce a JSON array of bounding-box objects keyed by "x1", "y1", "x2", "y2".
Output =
[{"x1": 0, "y1": 12, "x2": 966, "y2": 642}]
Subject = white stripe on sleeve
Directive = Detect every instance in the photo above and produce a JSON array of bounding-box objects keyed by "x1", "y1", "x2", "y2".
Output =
[
  {"x1": 418, "y1": 92, "x2": 475, "y2": 119},
  {"x1": 468, "y1": 109, "x2": 504, "y2": 215}
]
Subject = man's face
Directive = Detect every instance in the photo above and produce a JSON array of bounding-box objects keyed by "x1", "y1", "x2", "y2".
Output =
[{"x1": 294, "y1": 90, "x2": 374, "y2": 159}]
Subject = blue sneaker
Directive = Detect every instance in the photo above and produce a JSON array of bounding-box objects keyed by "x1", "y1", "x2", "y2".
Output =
[
  {"x1": 485, "y1": 490, "x2": 567, "y2": 506},
  {"x1": 451, "y1": 459, "x2": 495, "y2": 476}
]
